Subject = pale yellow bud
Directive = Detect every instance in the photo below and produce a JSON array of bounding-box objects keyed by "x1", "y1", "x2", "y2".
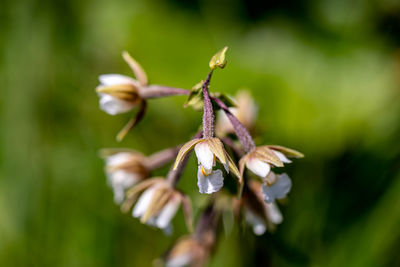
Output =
[{"x1": 209, "y1": 46, "x2": 228, "y2": 70}]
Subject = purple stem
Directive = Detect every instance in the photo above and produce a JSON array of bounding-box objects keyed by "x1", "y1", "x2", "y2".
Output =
[
  {"x1": 144, "y1": 146, "x2": 181, "y2": 171},
  {"x1": 139, "y1": 85, "x2": 189, "y2": 99},
  {"x1": 212, "y1": 96, "x2": 256, "y2": 152},
  {"x1": 202, "y1": 71, "x2": 214, "y2": 138}
]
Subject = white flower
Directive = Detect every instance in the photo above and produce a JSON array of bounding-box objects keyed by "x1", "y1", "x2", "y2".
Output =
[
  {"x1": 173, "y1": 138, "x2": 241, "y2": 194},
  {"x1": 197, "y1": 166, "x2": 224, "y2": 194},
  {"x1": 129, "y1": 179, "x2": 192, "y2": 233},
  {"x1": 239, "y1": 145, "x2": 303, "y2": 180},
  {"x1": 108, "y1": 170, "x2": 139, "y2": 204},
  {"x1": 132, "y1": 185, "x2": 180, "y2": 231},
  {"x1": 98, "y1": 93, "x2": 137, "y2": 115},
  {"x1": 96, "y1": 51, "x2": 148, "y2": 115},
  {"x1": 245, "y1": 149, "x2": 291, "y2": 178},
  {"x1": 96, "y1": 74, "x2": 140, "y2": 115},
  {"x1": 262, "y1": 173, "x2": 292, "y2": 203},
  {"x1": 103, "y1": 151, "x2": 148, "y2": 204}
]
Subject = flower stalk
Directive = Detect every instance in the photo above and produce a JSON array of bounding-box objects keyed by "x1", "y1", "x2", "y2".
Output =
[
  {"x1": 144, "y1": 146, "x2": 182, "y2": 171},
  {"x1": 202, "y1": 70, "x2": 215, "y2": 139},
  {"x1": 139, "y1": 85, "x2": 189, "y2": 99},
  {"x1": 212, "y1": 96, "x2": 256, "y2": 152}
]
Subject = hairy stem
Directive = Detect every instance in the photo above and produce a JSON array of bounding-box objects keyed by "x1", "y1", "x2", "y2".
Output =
[
  {"x1": 202, "y1": 70, "x2": 214, "y2": 138},
  {"x1": 144, "y1": 146, "x2": 181, "y2": 171},
  {"x1": 212, "y1": 97, "x2": 256, "y2": 152},
  {"x1": 139, "y1": 85, "x2": 189, "y2": 99}
]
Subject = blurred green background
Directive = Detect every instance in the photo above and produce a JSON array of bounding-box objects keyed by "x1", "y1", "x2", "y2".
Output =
[{"x1": 1, "y1": 0, "x2": 400, "y2": 266}]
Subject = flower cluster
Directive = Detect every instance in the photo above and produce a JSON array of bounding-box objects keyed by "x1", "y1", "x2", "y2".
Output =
[{"x1": 96, "y1": 48, "x2": 303, "y2": 266}]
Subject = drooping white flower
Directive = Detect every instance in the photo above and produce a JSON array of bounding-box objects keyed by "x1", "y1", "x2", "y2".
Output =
[
  {"x1": 132, "y1": 184, "x2": 179, "y2": 231},
  {"x1": 128, "y1": 179, "x2": 193, "y2": 233},
  {"x1": 173, "y1": 137, "x2": 241, "y2": 194},
  {"x1": 262, "y1": 173, "x2": 292, "y2": 203},
  {"x1": 197, "y1": 166, "x2": 224, "y2": 194},
  {"x1": 239, "y1": 145, "x2": 303, "y2": 180},
  {"x1": 103, "y1": 151, "x2": 148, "y2": 204},
  {"x1": 108, "y1": 170, "x2": 139, "y2": 204}
]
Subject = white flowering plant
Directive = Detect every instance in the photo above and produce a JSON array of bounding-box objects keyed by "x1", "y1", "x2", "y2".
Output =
[{"x1": 96, "y1": 47, "x2": 303, "y2": 266}]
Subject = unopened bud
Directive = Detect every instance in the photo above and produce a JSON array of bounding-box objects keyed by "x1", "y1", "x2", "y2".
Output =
[{"x1": 209, "y1": 46, "x2": 228, "y2": 70}]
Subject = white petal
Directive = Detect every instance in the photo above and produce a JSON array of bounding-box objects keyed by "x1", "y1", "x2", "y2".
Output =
[
  {"x1": 194, "y1": 142, "x2": 214, "y2": 171},
  {"x1": 245, "y1": 210, "x2": 266, "y2": 236},
  {"x1": 106, "y1": 152, "x2": 132, "y2": 166},
  {"x1": 98, "y1": 93, "x2": 136, "y2": 115},
  {"x1": 197, "y1": 167, "x2": 224, "y2": 194},
  {"x1": 262, "y1": 174, "x2": 292, "y2": 203},
  {"x1": 265, "y1": 202, "x2": 283, "y2": 224},
  {"x1": 99, "y1": 74, "x2": 137, "y2": 86},
  {"x1": 166, "y1": 253, "x2": 193, "y2": 267},
  {"x1": 108, "y1": 170, "x2": 138, "y2": 188},
  {"x1": 106, "y1": 153, "x2": 140, "y2": 191},
  {"x1": 272, "y1": 150, "x2": 292, "y2": 164},
  {"x1": 132, "y1": 186, "x2": 157, "y2": 218},
  {"x1": 155, "y1": 197, "x2": 180, "y2": 229},
  {"x1": 246, "y1": 157, "x2": 270, "y2": 178},
  {"x1": 108, "y1": 172, "x2": 138, "y2": 204},
  {"x1": 112, "y1": 185, "x2": 125, "y2": 204}
]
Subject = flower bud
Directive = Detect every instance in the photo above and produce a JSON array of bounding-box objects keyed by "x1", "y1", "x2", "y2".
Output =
[{"x1": 209, "y1": 46, "x2": 228, "y2": 70}]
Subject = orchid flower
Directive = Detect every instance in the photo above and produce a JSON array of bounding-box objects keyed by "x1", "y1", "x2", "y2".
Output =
[
  {"x1": 239, "y1": 145, "x2": 303, "y2": 180},
  {"x1": 125, "y1": 178, "x2": 192, "y2": 234},
  {"x1": 101, "y1": 150, "x2": 149, "y2": 204},
  {"x1": 96, "y1": 51, "x2": 148, "y2": 115},
  {"x1": 173, "y1": 138, "x2": 241, "y2": 194}
]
